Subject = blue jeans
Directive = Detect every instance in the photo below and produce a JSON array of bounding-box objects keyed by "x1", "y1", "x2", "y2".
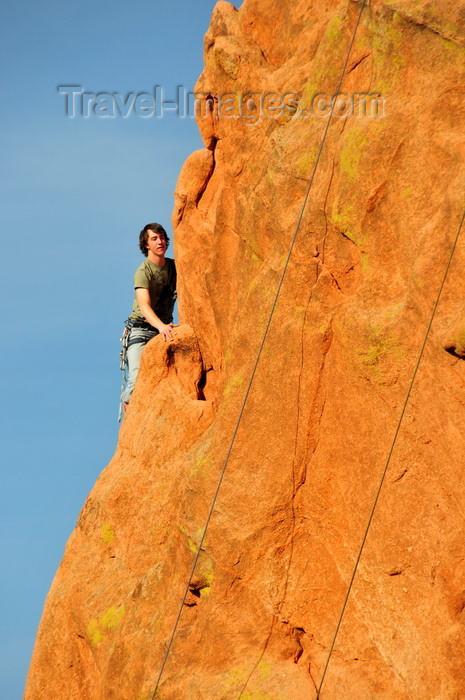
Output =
[{"x1": 121, "y1": 326, "x2": 158, "y2": 404}]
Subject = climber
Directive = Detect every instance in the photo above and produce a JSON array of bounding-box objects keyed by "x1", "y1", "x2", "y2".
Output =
[{"x1": 119, "y1": 222, "x2": 178, "y2": 419}]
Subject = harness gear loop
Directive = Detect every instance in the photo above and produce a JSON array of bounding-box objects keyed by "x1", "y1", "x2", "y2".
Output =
[
  {"x1": 118, "y1": 320, "x2": 132, "y2": 422},
  {"x1": 119, "y1": 323, "x2": 131, "y2": 371}
]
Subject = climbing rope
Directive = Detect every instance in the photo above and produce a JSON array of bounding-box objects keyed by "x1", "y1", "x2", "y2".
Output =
[
  {"x1": 314, "y1": 206, "x2": 465, "y2": 698},
  {"x1": 151, "y1": 2, "x2": 368, "y2": 697}
]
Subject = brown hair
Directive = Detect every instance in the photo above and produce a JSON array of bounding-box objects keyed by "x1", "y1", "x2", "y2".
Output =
[{"x1": 138, "y1": 223, "x2": 169, "y2": 256}]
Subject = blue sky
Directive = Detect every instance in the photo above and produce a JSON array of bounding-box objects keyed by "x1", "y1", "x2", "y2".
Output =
[{"x1": 0, "y1": 1, "x2": 242, "y2": 696}]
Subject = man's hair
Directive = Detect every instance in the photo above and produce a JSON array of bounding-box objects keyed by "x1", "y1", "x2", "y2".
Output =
[{"x1": 139, "y1": 223, "x2": 170, "y2": 256}]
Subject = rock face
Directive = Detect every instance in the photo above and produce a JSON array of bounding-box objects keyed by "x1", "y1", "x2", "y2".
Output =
[{"x1": 26, "y1": 1, "x2": 465, "y2": 698}]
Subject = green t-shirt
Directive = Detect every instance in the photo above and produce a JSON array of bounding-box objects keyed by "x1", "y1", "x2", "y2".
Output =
[{"x1": 129, "y1": 257, "x2": 177, "y2": 324}]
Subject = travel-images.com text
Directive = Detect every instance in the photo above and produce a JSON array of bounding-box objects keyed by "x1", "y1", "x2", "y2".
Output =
[{"x1": 58, "y1": 85, "x2": 385, "y2": 122}]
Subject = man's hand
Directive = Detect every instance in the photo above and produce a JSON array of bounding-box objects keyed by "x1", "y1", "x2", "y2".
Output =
[
  {"x1": 135, "y1": 288, "x2": 179, "y2": 341},
  {"x1": 157, "y1": 322, "x2": 179, "y2": 342}
]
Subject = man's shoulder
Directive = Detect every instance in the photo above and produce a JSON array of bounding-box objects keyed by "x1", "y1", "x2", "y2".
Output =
[
  {"x1": 134, "y1": 258, "x2": 151, "y2": 273},
  {"x1": 133, "y1": 259, "x2": 153, "y2": 288},
  {"x1": 134, "y1": 257, "x2": 175, "y2": 278}
]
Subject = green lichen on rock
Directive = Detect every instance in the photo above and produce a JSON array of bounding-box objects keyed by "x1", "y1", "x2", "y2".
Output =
[
  {"x1": 203, "y1": 560, "x2": 214, "y2": 587},
  {"x1": 224, "y1": 371, "x2": 244, "y2": 397},
  {"x1": 265, "y1": 168, "x2": 274, "y2": 186},
  {"x1": 297, "y1": 147, "x2": 318, "y2": 177},
  {"x1": 215, "y1": 48, "x2": 240, "y2": 79},
  {"x1": 340, "y1": 128, "x2": 369, "y2": 182},
  {"x1": 177, "y1": 522, "x2": 210, "y2": 555},
  {"x1": 192, "y1": 437, "x2": 213, "y2": 478},
  {"x1": 257, "y1": 660, "x2": 272, "y2": 681},
  {"x1": 325, "y1": 15, "x2": 343, "y2": 45},
  {"x1": 367, "y1": 10, "x2": 406, "y2": 93},
  {"x1": 356, "y1": 323, "x2": 405, "y2": 383},
  {"x1": 100, "y1": 605, "x2": 126, "y2": 630},
  {"x1": 331, "y1": 197, "x2": 370, "y2": 271},
  {"x1": 300, "y1": 14, "x2": 345, "y2": 111},
  {"x1": 331, "y1": 198, "x2": 365, "y2": 246},
  {"x1": 198, "y1": 560, "x2": 215, "y2": 597},
  {"x1": 87, "y1": 618, "x2": 106, "y2": 646},
  {"x1": 87, "y1": 605, "x2": 126, "y2": 646},
  {"x1": 441, "y1": 36, "x2": 465, "y2": 62},
  {"x1": 331, "y1": 199, "x2": 359, "y2": 240},
  {"x1": 187, "y1": 537, "x2": 198, "y2": 554},
  {"x1": 101, "y1": 523, "x2": 115, "y2": 546},
  {"x1": 224, "y1": 661, "x2": 284, "y2": 699},
  {"x1": 300, "y1": 72, "x2": 323, "y2": 111}
]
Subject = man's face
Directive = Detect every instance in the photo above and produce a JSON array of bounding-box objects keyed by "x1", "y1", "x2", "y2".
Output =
[{"x1": 146, "y1": 230, "x2": 167, "y2": 256}]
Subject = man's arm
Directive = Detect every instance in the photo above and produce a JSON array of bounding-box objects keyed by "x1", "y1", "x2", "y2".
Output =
[{"x1": 135, "y1": 287, "x2": 178, "y2": 341}]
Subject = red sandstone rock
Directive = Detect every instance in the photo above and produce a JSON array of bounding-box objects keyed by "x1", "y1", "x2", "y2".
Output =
[{"x1": 26, "y1": 1, "x2": 465, "y2": 698}]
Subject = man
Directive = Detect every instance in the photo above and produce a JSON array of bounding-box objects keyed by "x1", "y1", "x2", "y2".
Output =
[{"x1": 120, "y1": 222, "x2": 177, "y2": 417}]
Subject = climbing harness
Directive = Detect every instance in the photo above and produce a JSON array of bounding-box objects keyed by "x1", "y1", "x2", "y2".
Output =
[
  {"x1": 118, "y1": 318, "x2": 164, "y2": 421},
  {"x1": 151, "y1": 2, "x2": 368, "y2": 697},
  {"x1": 118, "y1": 319, "x2": 161, "y2": 421},
  {"x1": 119, "y1": 322, "x2": 131, "y2": 371},
  {"x1": 118, "y1": 320, "x2": 132, "y2": 422}
]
